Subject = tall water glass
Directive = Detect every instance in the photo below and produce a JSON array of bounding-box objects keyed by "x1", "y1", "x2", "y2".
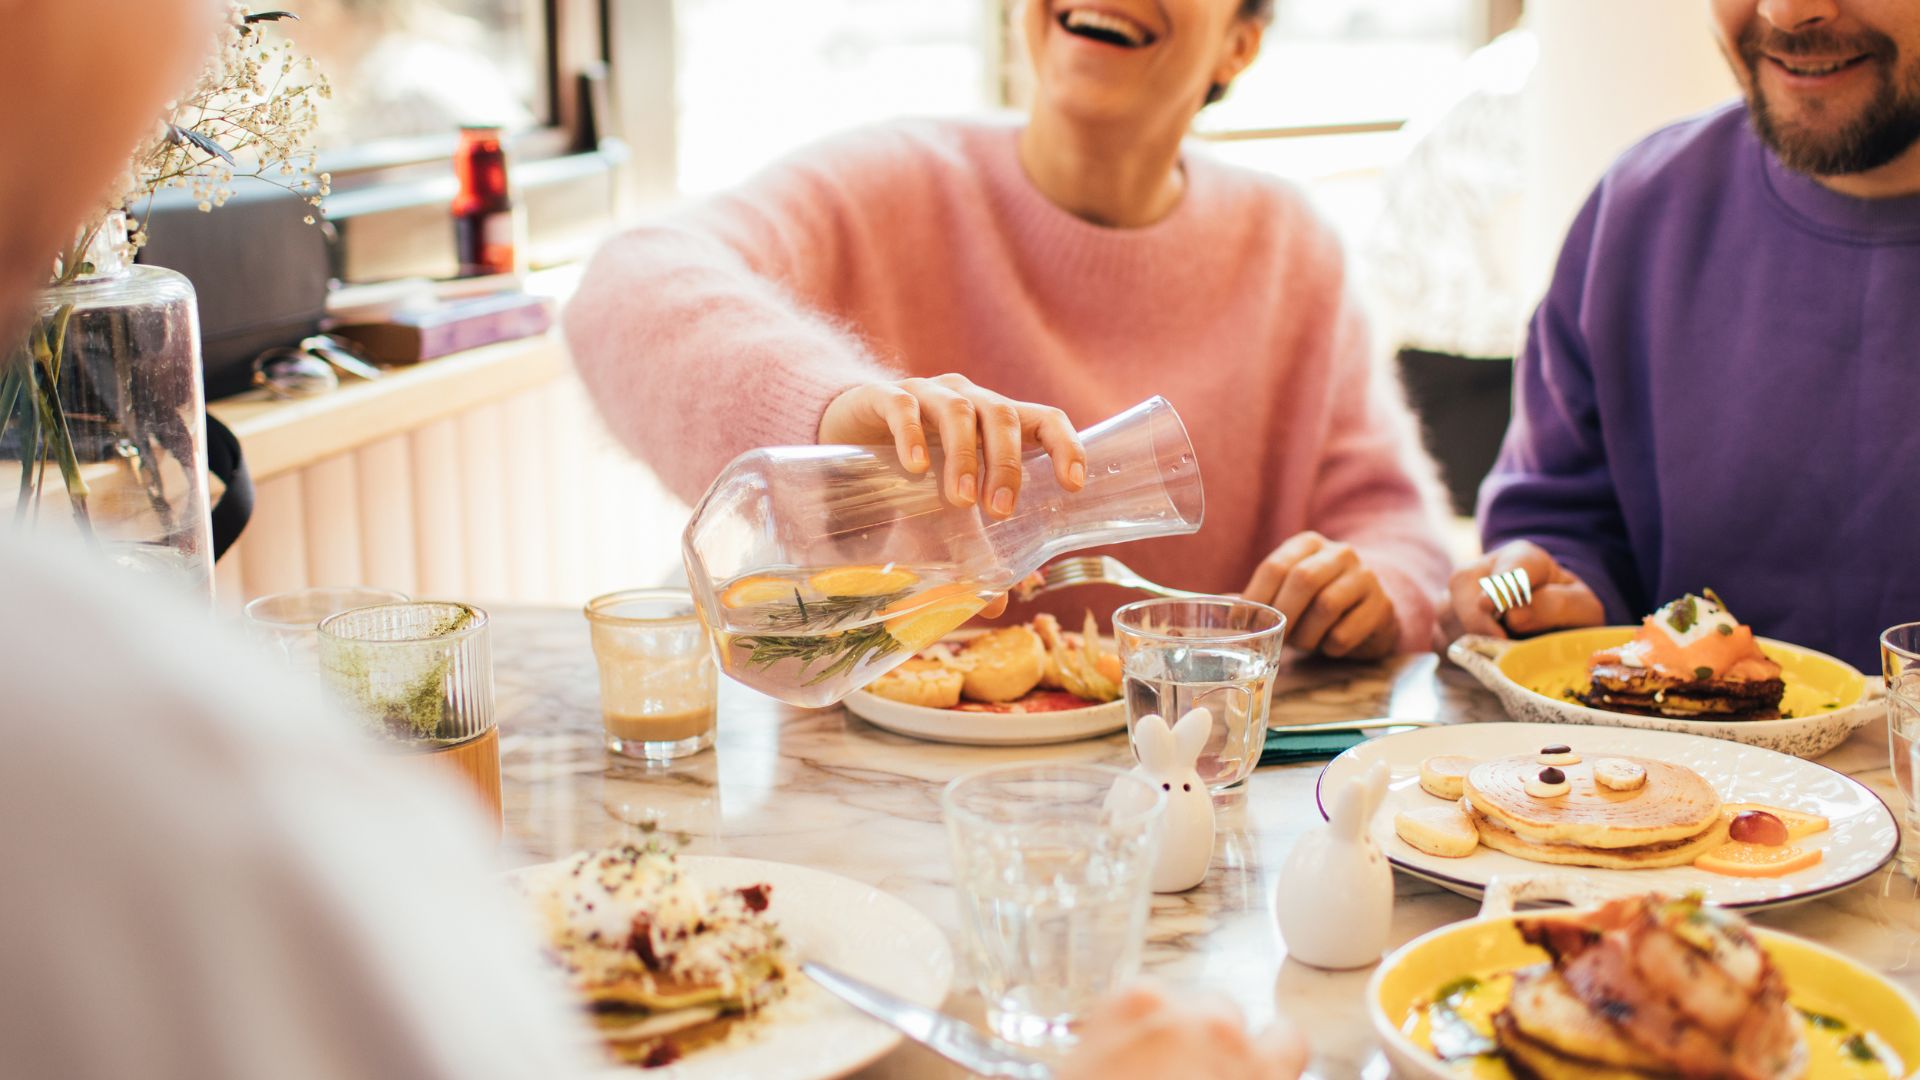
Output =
[
  {"x1": 1881, "y1": 623, "x2": 1920, "y2": 878},
  {"x1": 243, "y1": 586, "x2": 409, "y2": 673},
  {"x1": 943, "y1": 764, "x2": 1163, "y2": 1053},
  {"x1": 1115, "y1": 597, "x2": 1287, "y2": 793},
  {"x1": 319, "y1": 602, "x2": 501, "y2": 831}
]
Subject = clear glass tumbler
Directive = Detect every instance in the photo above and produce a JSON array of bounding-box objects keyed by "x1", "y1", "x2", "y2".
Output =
[
  {"x1": 1881, "y1": 623, "x2": 1920, "y2": 879},
  {"x1": 943, "y1": 763, "x2": 1163, "y2": 1053},
  {"x1": 585, "y1": 589, "x2": 718, "y2": 762},
  {"x1": 1114, "y1": 597, "x2": 1287, "y2": 793},
  {"x1": 318, "y1": 602, "x2": 500, "y2": 830},
  {"x1": 243, "y1": 586, "x2": 410, "y2": 674}
]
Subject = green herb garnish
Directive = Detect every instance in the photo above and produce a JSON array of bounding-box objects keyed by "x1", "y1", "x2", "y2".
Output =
[
  {"x1": 761, "y1": 588, "x2": 912, "y2": 633},
  {"x1": 1694, "y1": 665, "x2": 1715, "y2": 679},
  {"x1": 1799, "y1": 1008, "x2": 1847, "y2": 1031},
  {"x1": 1668, "y1": 595, "x2": 1699, "y2": 634},
  {"x1": 1717, "y1": 623, "x2": 1734, "y2": 636},
  {"x1": 1434, "y1": 976, "x2": 1482, "y2": 1002},
  {"x1": 733, "y1": 622, "x2": 903, "y2": 687},
  {"x1": 1843, "y1": 1033, "x2": 1879, "y2": 1063}
]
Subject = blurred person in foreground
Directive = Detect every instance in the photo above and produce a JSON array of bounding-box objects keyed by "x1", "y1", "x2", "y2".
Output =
[
  {"x1": 0, "y1": 4, "x2": 1304, "y2": 1077},
  {"x1": 1445, "y1": 0, "x2": 1920, "y2": 669},
  {"x1": 566, "y1": 0, "x2": 1450, "y2": 659}
]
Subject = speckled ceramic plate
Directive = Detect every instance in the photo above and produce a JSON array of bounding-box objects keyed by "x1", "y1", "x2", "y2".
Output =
[
  {"x1": 517, "y1": 855, "x2": 953, "y2": 1080},
  {"x1": 1448, "y1": 628, "x2": 1883, "y2": 759},
  {"x1": 1317, "y1": 723, "x2": 1898, "y2": 909}
]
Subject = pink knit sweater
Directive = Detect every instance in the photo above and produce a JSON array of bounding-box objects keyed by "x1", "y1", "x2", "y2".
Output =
[{"x1": 565, "y1": 118, "x2": 1449, "y2": 648}]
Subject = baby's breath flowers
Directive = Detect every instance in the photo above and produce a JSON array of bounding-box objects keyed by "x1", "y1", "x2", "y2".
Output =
[
  {"x1": 123, "y1": 4, "x2": 331, "y2": 250},
  {"x1": 56, "y1": 4, "x2": 331, "y2": 280}
]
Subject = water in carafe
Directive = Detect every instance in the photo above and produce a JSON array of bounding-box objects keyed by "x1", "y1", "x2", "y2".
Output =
[{"x1": 683, "y1": 396, "x2": 1204, "y2": 707}]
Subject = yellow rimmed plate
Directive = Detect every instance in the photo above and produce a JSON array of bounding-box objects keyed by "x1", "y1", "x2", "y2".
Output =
[
  {"x1": 1369, "y1": 904, "x2": 1920, "y2": 1080},
  {"x1": 1448, "y1": 628, "x2": 1882, "y2": 758}
]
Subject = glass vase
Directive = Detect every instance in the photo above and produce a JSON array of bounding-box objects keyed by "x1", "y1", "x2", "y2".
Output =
[{"x1": 2, "y1": 213, "x2": 212, "y2": 597}]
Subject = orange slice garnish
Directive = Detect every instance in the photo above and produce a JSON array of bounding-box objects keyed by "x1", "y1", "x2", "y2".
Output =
[
  {"x1": 1694, "y1": 841, "x2": 1822, "y2": 877},
  {"x1": 884, "y1": 589, "x2": 988, "y2": 653},
  {"x1": 1721, "y1": 803, "x2": 1831, "y2": 841},
  {"x1": 807, "y1": 564, "x2": 919, "y2": 597},
  {"x1": 721, "y1": 576, "x2": 798, "y2": 608}
]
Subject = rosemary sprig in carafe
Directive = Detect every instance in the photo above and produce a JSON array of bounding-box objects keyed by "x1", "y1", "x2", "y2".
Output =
[{"x1": 733, "y1": 586, "x2": 915, "y2": 686}]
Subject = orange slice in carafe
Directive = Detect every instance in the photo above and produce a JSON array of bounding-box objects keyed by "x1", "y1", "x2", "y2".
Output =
[
  {"x1": 807, "y1": 564, "x2": 920, "y2": 597},
  {"x1": 883, "y1": 584, "x2": 987, "y2": 652},
  {"x1": 721, "y1": 576, "x2": 799, "y2": 608}
]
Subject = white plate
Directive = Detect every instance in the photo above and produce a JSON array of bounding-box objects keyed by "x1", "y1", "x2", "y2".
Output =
[
  {"x1": 1316, "y1": 723, "x2": 1898, "y2": 909},
  {"x1": 843, "y1": 629, "x2": 1126, "y2": 746},
  {"x1": 520, "y1": 855, "x2": 954, "y2": 1079},
  {"x1": 844, "y1": 689, "x2": 1125, "y2": 746}
]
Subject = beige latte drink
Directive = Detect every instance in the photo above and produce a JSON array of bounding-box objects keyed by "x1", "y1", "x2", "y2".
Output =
[{"x1": 586, "y1": 589, "x2": 717, "y2": 761}]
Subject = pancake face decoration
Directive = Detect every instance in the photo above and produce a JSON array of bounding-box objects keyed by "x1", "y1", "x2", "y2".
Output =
[
  {"x1": 1392, "y1": 742, "x2": 1830, "y2": 877},
  {"x1": 1582, "y1": 591, "x2": 1786, "y2": 720},
  {"x1": 1465, "y1": 752, "x2": 1728, "y2": 870}
]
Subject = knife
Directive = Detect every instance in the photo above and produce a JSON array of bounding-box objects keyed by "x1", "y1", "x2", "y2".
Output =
[{"x1": 801, "y1": 961, "x2": 1054, "y2": 1080}]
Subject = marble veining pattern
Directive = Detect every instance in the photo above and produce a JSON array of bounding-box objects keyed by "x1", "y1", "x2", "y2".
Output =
[{"x1": 490, "y1": 608, "x2": 1920, "y2": 1079}]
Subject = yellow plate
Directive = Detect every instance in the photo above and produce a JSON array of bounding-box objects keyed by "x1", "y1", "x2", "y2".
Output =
[
  {"x1": 1370, "y1": 910, "x2": 1920, "y2": 1080},
  {"x1": 1448, "y1": 629, "x2": 1882, "y2": 759}
]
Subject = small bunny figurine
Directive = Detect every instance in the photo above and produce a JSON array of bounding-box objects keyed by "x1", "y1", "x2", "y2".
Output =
[
  {"x1": 1121, "y1": 708, "x2": 1216, "y2": 893},
  {"x1": 1275, "y1": 760, "x2": 1393, "y2": 969}
]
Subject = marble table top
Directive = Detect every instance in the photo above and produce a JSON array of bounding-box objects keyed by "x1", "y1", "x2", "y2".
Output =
[{"x1": 491, "y1": 606, "x2": 1920, "y2": 1079}]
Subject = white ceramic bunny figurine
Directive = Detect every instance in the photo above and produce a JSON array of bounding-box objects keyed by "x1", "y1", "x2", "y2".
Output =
[
  {"x1": 1125, "y1": 708, "x2": 1216, "y2": 893},
  {"x1": 1275, "y1": 760, "x2": 1392, "y2": 970}
]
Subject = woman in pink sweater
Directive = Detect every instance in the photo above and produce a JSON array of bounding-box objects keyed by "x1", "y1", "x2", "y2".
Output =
[{"x1": 566, "y1": 0, "x2": 1449, "y2": 658}]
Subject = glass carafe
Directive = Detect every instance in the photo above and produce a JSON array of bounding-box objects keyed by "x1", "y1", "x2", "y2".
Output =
[{"x1": 683, "y1": 395, "x2": 1203, "y2": 707}]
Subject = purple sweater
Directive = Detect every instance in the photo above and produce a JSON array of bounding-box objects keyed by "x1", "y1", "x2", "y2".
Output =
[{"x1": 1481, "y1": 101, "x2": 1920, "y2": 671}]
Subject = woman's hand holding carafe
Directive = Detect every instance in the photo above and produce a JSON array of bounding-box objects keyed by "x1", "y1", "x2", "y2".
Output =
[{"x1": 818, "y1": 373, "x2": 1087, "y2": 517}]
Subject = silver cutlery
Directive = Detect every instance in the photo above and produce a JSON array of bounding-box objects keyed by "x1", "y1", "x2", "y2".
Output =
[
  {"x1": 802, "y1": 961, "x2": 1053, "y2": 1080},
  {"x1": 1477, "y1": 567, "x2": 1533, "y2": 620},
  {"x1": 1017, "y1": 555, "x2": 1210, "y2": 603}
]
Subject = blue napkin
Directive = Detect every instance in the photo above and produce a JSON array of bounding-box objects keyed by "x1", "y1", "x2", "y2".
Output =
[{"x1": 1260, "y1": 727, "x2": 1368, "y2": 767}]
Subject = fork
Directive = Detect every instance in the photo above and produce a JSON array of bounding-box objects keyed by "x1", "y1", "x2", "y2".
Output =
[
  {"x1": 1477, "y1": 566, "x2": 1533, "y2": 619},
  {"x1": 1016, "y1": 555, "x2": 1212, "y2": 602}
]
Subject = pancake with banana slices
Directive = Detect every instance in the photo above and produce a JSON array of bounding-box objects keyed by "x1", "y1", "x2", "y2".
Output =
[
  {"x1": 1580, "y1": 591, "x2": 1785, "y2": 720},
  {"x1": 517, "y1": 844, "x2": 791, "y2": 1067}
]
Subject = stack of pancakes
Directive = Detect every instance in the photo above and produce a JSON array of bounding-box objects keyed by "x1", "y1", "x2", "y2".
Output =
[
  {"x1": 1463, "y1": 755, "x2": 1729, "y2": 869},
  {"x1": 1581, "y1": 663, "x2": 1785, "y2": 719}
]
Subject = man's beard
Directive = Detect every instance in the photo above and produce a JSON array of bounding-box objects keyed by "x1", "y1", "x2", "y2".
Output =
[{"x1": 1742, "y1": 21, "x2": 1920, "y2": 175}]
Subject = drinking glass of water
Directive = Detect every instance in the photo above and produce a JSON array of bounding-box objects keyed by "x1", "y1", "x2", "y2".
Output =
[
  {"x1": 1881, "y1": 623, "x2": 1920, "y2": 879},
  {"x1": 1114, "y1": 597, "x2": 1287, "y2": 793},
  {"x1": 943, "y1": 763, "x2": 1163, "y2": 1053}
]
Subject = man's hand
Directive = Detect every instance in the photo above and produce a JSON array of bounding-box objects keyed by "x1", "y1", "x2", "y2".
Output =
[
  {"x1": 1440, "y1": 540, "x2": 1606, "y2": 644},
  {"x1": 818, "y1": 374, "x2": 1085, "y2": 518},
  {"x1": 1242, "y1": 532, "x2": 1398, "y2": 659},
  {"x1": 1058, "y1": 983, "x2": 1308, "y2": 1080}
]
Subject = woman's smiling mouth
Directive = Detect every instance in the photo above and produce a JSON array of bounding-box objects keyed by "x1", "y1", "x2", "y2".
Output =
[{"x1": 1058, "y1": 7, "x2": 1159, "y2": 49}]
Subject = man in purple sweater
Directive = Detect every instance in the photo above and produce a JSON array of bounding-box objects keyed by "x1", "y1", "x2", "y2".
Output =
[{"x1": 1444, "y1": 0, "x2": 1920, "y2": 670}]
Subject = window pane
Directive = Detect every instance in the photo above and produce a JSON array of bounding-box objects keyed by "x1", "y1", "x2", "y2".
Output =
[
  {"x1": 301, "y1": 0, "x2": 547, "y2": 148},
  {"x1": 1196, "y1": 0, "x2": 1475, "y2": 133},
  {"x1": 676, "y1": 0, "x2": 990, "y2": 193}
]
